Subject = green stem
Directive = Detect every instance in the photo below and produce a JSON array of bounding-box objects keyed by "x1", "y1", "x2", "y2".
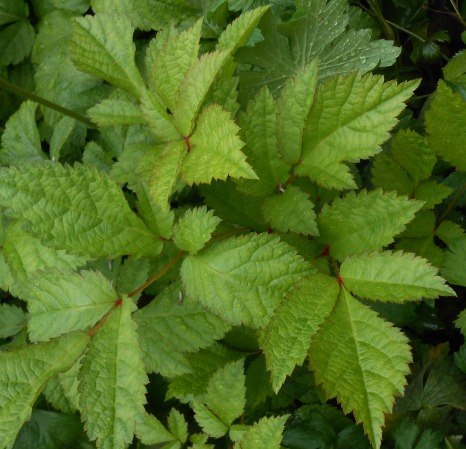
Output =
[
  {"x1": 436, "y1": 182, "x2": 466, "y2": 228},
  {"x1": 366, "y1": 0, "x2": 396, "y2": 41},
  {"x1": 0, "y1": 77, "x2": 95, "y2": 128},
  {"x1": 449, "y1": 0, "x2": 466, "y2": 26},
  {"x1": 384, "y1": 19, "x2": 425, "y2": 42}
]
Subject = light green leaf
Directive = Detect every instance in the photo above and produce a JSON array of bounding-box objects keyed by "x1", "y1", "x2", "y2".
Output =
[
  {"x1": 426, "y1": 81, "x2": 466, "y2": 171},
  {"x1": 234, "y1": 415, "x2": 289, "y2": 449},
  {"x1": 296, "y1": 73, "x2": 419, "y2": 189},
  {"x1": 0, "y1": 163, "x2": 161, "y2": 258},
  {"x1": 134, "y1": 283, "x2": 229, "y2": 377},
  {"x1": 236, "y1": 87, "x2": 289, "y2": 196},
  {"x1": 309, "y1": 289, "x2": 412, "y2": 449},
  {"x1": 414, "y1": 180, "x2": 452, "y2": 209},
  {"x1": 318, "y1": 189, "x2": 423, "y2": 260},
  {"x1": 167, "y1": 409, "x2": 188, "y2": 444},
  {"x1": 260, "y1": 274, "x2": 339, "y2": 391},
  {"x1": 173, "y1": 50, "x2": 230, "y2": 136},
  {"x1": 79, "y1": 297, "x2": 148, "y2": 449},
  {"x1": 135, "y1": 412, "x2": 175, "y2": 446},
  {"x1": 49, "y1": 116, "x2": 82, "y2": 161},
  {"x1": 276, "y1": 61, "x2": 319, "y2": 165},
  {"x1": 0, "y1": 100, "x2": 47, "y2": 166},
  {"x1": 70, "y1": 13, "x2": 144, "y2": 97},
  {"x1": 217, "y1": 6, "x2": 270, "y2": 53},
  {"x1": 146, "y1": 19, "x2": 203, "y2": 112},
  {"x1": 17, "y1": 269, "x2": 116, "y2": 341},
  {"x1": 0, "y1": 332, "x2": 89, "y2": 449},
  {"x1": 0, "y1": 303, "x2": 26, "y2": 339},
  {"x1": 261, "y1": 185, "x2": 318, "y2": 235},
  {"x1": 181, "y1": 233, "x2": 313, "y2": 327},
  {"x1": 88, "y1": 96, "x2": 145, "y2": 127},
  {"x1": 0, "y1": 20, "x2": 34, "y2": 66},
  {"x1": 340, "y1": 251, "x2": 455, "y2": 302},
  {"x1": 173, "y1": 206, "x2": 221, "y2": 254},
  {"x1": 191, "y1": 400, "x2": 229, "y2": 438},
  {"x1": 50, "y1": 0, "x2": 89, "y2": 13},
  {"x1": 182, "y1": 105, "x2": 257, "y2": 185}
]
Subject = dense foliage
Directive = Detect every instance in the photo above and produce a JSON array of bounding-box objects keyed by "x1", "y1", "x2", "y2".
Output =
[{"x1": 0, "y1": 0, "x2": 466, "y2": 448}]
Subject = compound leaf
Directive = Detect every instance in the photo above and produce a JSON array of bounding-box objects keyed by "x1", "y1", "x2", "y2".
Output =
[
  {"x1": 79, "y1": 297, "x2": 148, "y2": 449},
  {"x1": 340, "y1": 251, "x2": 455, "y2": 302},
  {"x1": 260, "y1": 273, "x2": 339, "y2": 391},
  {"x1": 296, "y1": 73, "x2": 419, "y2": 190},
  {"x1": 309, "y1": 289, "x2": 412, "y2": 449},
  {"x1": 181, "y1": 233, "x2": 313, "y2": 327},
  {"x1": 234, "y1": 415, "x2": 289, "y2": 449},
  {"x1": 0, "y1": 163, "x2": 161, "y2": 258},
  {"x1": 16, "y1": 269, "x2": 116, "y2": 342},
  {"x1": 318, "y1": 189, "x2": 423, "y2": 260},
  {"x1": 182, "y1": 105, "x2": 257, "y2": 185},
  {"x1": 70, "y1": 13, "x2": 144, "y2": 97},
  {"x1": 0, "y1": 332, "x2": 89, "y2": 449}
]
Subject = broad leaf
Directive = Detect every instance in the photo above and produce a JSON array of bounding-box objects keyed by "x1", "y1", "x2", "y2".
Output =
[
  {"x1": 181, "y1": 233, "x2": 313, "y2": 327},
  {"x1": 318, "y1": 189, "x2": 423, "y2": 260},
  {"x1": 0, "y1": 163, "x2": 161, "y2": 258},
  {"x1": 0, "y1": 333, "x2": 89, "y2": 449},
  {"x1": 340, "y1": 251, "x2": 455, "y2": 302},
  {"x1": 17, "y1": 269, "x2": 116, "y2": 342},
  {"x1": 296, "y1": 73, "x2": 419, "y2": 189},
  {"x1": 134, "y1": 283, "x2": 229, "y2": 377},
  {"x1": 79, "y1": 297, "x2": 148, "y2": 449},
  {"x1": 0, "y1": 303, "x2": 26, "y2": 339},
  {"x1": 260, "y1": 274, "x2": 339, "y2": 391},
  {"x1": 191, "y1": 400, "x2": 229, "y2": 438},
  {"x1": 87, "y1": 96, "x2": 145, "y2": 127},
  {"x1": 0, "y1": 19, "x2": 34, "y2": 66},
  {"x1": 309, "y1": 289, "x2": 412, "y2": 449},
  {"x1": 70, "y1": 13, "x2": 144, "y2": 97},
  {"x1": 234, "y1": 415, "x2": 289, "y2": 449}
]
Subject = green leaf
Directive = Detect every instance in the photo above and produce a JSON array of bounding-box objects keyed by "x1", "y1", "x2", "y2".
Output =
[
  {"x1": 414, "y1": 181, "x2": 452, "y2": 209},
  {"x1": 276, "y1": 61, "x2": 319, "y2": 165},
  {"x1": 135, "y1": 412, "x2": 176, "y2": 446},
  {"x1": 191, "y1": 400, "x2": 229, "y2": 438},
  {"x1": 79, "y1": 297, "x2": 148, "y2": 449},
  {"x1": 236, "y1": 87, "x2": 289, "y2": 196},
  {"x1": 262, "y1": 186, "x2": 318, "y2": 235},
  {"x1": 88, "y1": 96, "x2": 145, "y2": 127},
  {"x1": 17, "y1": 269, "x2": 116, "y2": 342},
  {"x1": 0, "y1": 100, "x2": 47, "y2": 166},
  {"x1": 371, "y1": 153, "x2": 413, "y2": 195},
  {"x1": 167, "y1": 409, "x2": 188, "y2": 443},
  {"x1": 0, "y1": 303, "x2": 26, "y2": 339},
  {"x1": 0, "y1": 332, "x2": 89, "y2": 449},
  {"x1": 441, "y1": 235, "x2": 466, "y2": 287},
  {"x1": 70, "y1": 13, "x2": 144, "y2": 97},
  {"x1": 182, "y1": 105, "x2": 257, "y2": 184},
  {"x1": 173, "y1": 206, "x2": 222, "y2": 254},
  {"x1": 309, "y1": 289, "x2": 412, "y2": 449},
  {"x1": 134, "y1": 283, "x2": 229, "y2": 377},
  {"x1": 173, "y1": 50, "x2": 230, "y2": 136},
  {"x1": 0, "y1": 0, "x2": 29, "y2": 26},
  {"x1": 181, "y1": 233, "x2": 313, "y2": 327},
  {"x1": 317, "y1": 189, "x2": 423, "y2": 261},
  {"x1": 49, "y1": 116, "x2": 83, "y2": 162},
  {"x1": 296, "y1": 73, "x2": 419, "y2": 189},
  {"x1": 234, "y1": 415, "x2": 289, "y2": 449},
  {"x1": 340, "y1": 251, "x2": 455, "y2": 302},
  {"x1": 145, "y1": 19, "x2": 203, "y2": 112},
  {"x1": 260, "y1": 274, "x2": 339, "y2": 391},
  {"x1": 0, "y1": 163, "x2": 161, "y2": 258},
  {"x1": 425, "y1": 81, "x2": 466, "y2": 171},
  {"x1": 0, "y1": 20, "x2": 34, "y2": 66}
]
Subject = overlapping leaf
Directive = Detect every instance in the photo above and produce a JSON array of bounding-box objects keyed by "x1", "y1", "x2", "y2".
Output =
[
  {"x1": 234, "y1": 415, "x2": 289, "y2": 449},
  {"x1": 135, "y1": 412, "x2": 176, "y2": 446},
  {"x1": 0, "y1": 303, "x2": 26, "y2": 339},
  {"x1": 79, "y1": 298, "x2": 148, "y2": 449},
  {"x1": 309, "y1": 289, "x2": 412, "y2": 449},
  {"x1": 181, "y1": 233, "x2": 313, "y2": 327}
]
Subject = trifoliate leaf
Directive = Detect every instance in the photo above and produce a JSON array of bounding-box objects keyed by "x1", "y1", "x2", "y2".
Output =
[
  {"x1": 261, "y1": 185, "x2": 318, "y2": 235},
  {"x1": 191, "y1": 400, "x2": 229, "y2": 438},
  {"x1": 309, "y1": 289, "x2": 411, "y2": 449},
  {"x1": 146, "y1": 19, "x2": 203, "y2": 112},
  {"x1": 70, "y1": 13, "x2": 144, "y2": 97},
  {"x1": 414, "y1": 181, "x2": 452, "y2": 209},
  {"x1": 276, "y1": 61, "x2": 318, "y2": 165},
  {"x1": 260, "y1": 274, "x2": 339, "y2": 391},
  {"x1": 236, "y1": 87, "x2": 289, "y2": 196},
  {"x1": 79, "y1": 297, "x2": 148, "y2": 449},
  {"x1": 391, "y1": 130, "x2": 435, "y2": 186},
  {"x1": 135, "y1": 412, "x2": 175, "y2": 446},
  {"x1": 0, "y1": 332, "x2": 89, "y2": 449},
  {"x1": 0, "y1": 303, "x2": 26, "y2": 339},
  {"x1": 296, "y1": 73, "x2": 419, "y2": 190},
  {"x1": 181, "y1": 233, "x2": 313, "y2": 327},
  {"x1": 0, "y1": 19, "x2": 34, "y2": 66},
  {"x1": 173, "y1": 207, "x2": 221, "y2": 254},
  {"x1": 234, "y1": 415, "x2": 289, "y2": 449},
  {"x1": 340, "y1": 251, "x2": 455, "y2": 302},
  {"x1": 318, "y1": 189, "x2": 423, "y2": 260},
  {"x1": 17, "y1": 269, "x2": 117, "y2": 341},
  {"x1": 0, "y1": 100, "x2": 47, "y2": 166},
  {"x1": 134, "y1": 283, "x2": 229, "y2": 377},
  {"x1": 88, "y1": 96, "x2": 145, "y2": 127},
  {"x1": 173, "y1": 50, "x2": 230, "y2": 136},
  {"x1": 0, "y1": 163, "x2": 161, "y2": 258},
  {"x1": 182, "y1": 105, "x2": 257, "y2": 185},
  {"x1": 426, "y1": 81, "x2": 466, "y2": 171},
  {"x1": 371, "y1": 153, "x2": 413, "y2": 195}
]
